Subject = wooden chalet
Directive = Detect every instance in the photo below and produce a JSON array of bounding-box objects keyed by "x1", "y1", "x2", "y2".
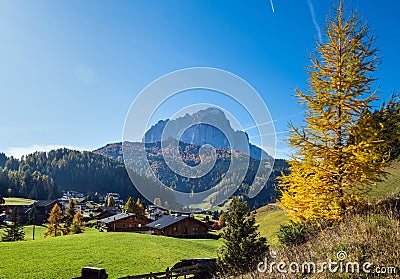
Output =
[
  {"x1": 94, "y1": 208, "x2": 121, "y2": 220},
  {"x1": 98, "y1": 213, "x2": 150, "y2": 232},
  {"x1": 146, "y1": 214, "x2": 208, "y2": 237},
  {"x1": 26, "y1": 200, "x2": 61, "y2": 225},
  {"x1": 2, "y1": 205, "x2": 31, "y2": 224},
  {"x1": 1, "y1": 199, "x2": 60, "y2": 225}
]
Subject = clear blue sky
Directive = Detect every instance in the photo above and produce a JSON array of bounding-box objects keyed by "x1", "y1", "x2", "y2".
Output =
[{"x1": 0, "y1": 0, "x2": 398, "y2": 159}]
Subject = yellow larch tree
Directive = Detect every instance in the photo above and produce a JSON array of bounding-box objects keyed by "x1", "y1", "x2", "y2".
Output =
[
  {"x1": 279, "y1": 1, "x2": 389, "y2": 224},
  {"x1": 44, "y1": 203, "x2": 63, "y2": 237}
]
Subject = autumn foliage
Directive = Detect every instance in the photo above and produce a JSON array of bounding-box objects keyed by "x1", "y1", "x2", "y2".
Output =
[
  {"x1": 279, "y1": 2, "x2": 389, "y2": 224},
  {"x1": 44, "y1": 203, "x2": 63, "y2": 237}
]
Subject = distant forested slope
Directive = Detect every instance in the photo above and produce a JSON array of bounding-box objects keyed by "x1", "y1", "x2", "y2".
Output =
[
  {"x1": 0, "y1": 149, "x2": 145, "y2": 200},
  {"x1": 0, "y1": 144, "x2": 289, "y2": 209},
  {"x1": 96, "y1": 140, "x2": 289, "y2": 208}
]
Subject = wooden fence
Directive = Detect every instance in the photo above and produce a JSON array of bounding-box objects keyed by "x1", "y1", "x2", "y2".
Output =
[{"x1": 74, "y1": 264, "x2": 218, "y2": 279}]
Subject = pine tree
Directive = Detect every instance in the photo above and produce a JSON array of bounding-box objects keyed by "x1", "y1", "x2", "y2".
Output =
[
  {"x1": 218, "y1": 212, "x2": 226, "y2": 228},
  {"x1": 354, "y1": 94, "x2": 400, "y2": 161},
  {"x1": 106, "y1": 196, "x2": 115, "y2": 207},
  {"x1": 217, "y1": 197, "x2": 269, "y2": 275},
  {"x1": 70, "y1": 211, "x2": 85, "y2": 234},
  {"x1": 44, "y1": 203, "x2": 63, "y2": 237},
  {"x1": 123, "y1": 197, "x2": 145, "y2": 216},
  {"x1": 134, "y1": 198, "x2": 145, "y2": 216},
  {"x1": 279, "y1": 1, "x2": 388, "y2": 224},
  {"x1": 2, "y1": 209, "x2": 25, "y2": 242},
  {"x1": 123, "y1": 197, "x2": 136, "y2": 213},
  {"x1": 63, "y1": 199, "x2": 77, "y2": 234}
]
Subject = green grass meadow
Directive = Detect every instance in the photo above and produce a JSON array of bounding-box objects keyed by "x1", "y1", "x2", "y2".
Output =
[
  {"x1": 0, "y1": 229, "x2": 221, "y2": 279},
  {"x1": 254, "y1": 204, "x2": 288, "y2": 246},
  {"x1": 13, "y1": 225, "x2": 47, "y2": 241},
  {"x1": 3, "y1": 198, "x2": 35, "y2": 206},
  {"x1": 1, "y1": 162, "x2": 399, "y2": 279},
  {"x1": 367, "y1": 161, "x2": 400, "y2": 201}
]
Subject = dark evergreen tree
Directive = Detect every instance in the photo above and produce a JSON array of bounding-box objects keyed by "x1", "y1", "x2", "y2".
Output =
[
  {"x1": 217, "y1": 197, "x2": 269, "y2": 275},
  {"x1": 86, "y1": 192, "x2": 100, "y2": 203},
  {"x1": 5, "y1": 157, "x2": 19, "y2": 171},
  {"x1": 2, "y1": 209, "x2": 25, "y2": 242},
  {"x1": 212, "y1": 210, "x2": 220, "y2": 220},
  {"x1": 0, "y1": 153, "x2": 7, "y2": 168}
]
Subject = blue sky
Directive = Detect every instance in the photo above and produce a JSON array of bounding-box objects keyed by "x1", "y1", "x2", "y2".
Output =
[{"x1": 0, "y1": 0, "x2": 399, "y2": 159}]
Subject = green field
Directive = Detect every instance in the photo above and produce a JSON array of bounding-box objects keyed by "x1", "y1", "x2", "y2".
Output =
[
  {"x1": 254, "y1": 204, "x2": 288, "y2": 246},
  {"x1": 2, "y1": 162, "x2": 399, "y2": 279},
  {"x1": 0, "y1": 225, "x2": 48, "y2": 241},
  {"x1": 0, "y1": 229, "x2": 221, "y2": 279},
  {"x1": 3, "y1": 197, "x2": 35, "y2": 206},
  {"x1": 367, "y1": 161, "x2": 400, "y2": 201}
]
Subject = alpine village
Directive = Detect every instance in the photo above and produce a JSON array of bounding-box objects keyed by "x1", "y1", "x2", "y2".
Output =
[{"x1": 1, "y1": 1, "x2": 399, "y2": 279}]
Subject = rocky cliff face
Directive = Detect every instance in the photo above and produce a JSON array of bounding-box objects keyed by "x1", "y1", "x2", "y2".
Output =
[{"x1": 143, "y1": 107, "x2": 270, "y2": 160}]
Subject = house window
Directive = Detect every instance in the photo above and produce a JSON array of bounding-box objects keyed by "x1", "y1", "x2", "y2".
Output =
[
  {"x1": 173, "y1": 226, "x2": 177, "y2": 232},
  {"x1": 193, "y1": 226, "x2": 199, "y2": 232}
]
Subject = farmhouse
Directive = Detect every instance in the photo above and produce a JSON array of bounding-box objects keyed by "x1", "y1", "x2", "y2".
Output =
[
  {"x1": 146, "y1": 214, "x2": 208, "y2": 237},
  {"x1": 98, "y1": 213, "x2": 150, "y2": 232},
  {"x1": 1, "y1": 199, "x2": 60, "y2": 225},
  {"x1": 94, "y1": 208, "x2": 121, "y2": 220},
  {"x1": 26, "y1": 200, "x2": 61, "y2": 225},
  {"x1": 2, "y1": 205, "x2": 31, "y2": 224}
]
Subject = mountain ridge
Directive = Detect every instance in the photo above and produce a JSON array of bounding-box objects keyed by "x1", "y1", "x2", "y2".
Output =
[
  {"x1": 143, "y1": 107, "x2": 272, "y2": 161},
  {"x1": 95, "y1": 140, "x2": 288, "y2": 209}
]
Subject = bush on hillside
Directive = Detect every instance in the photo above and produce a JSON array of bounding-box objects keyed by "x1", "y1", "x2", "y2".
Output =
[
  {"x1": 277, "y1": 221, "x2": 310, "y2": 246},
  {"x1": 250, "y1": 198, "x2": 400, "y2": 279}
]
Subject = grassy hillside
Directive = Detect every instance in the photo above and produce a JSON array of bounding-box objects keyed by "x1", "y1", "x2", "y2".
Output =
[
  {"x1": 246, "y1": 162, "x2": 400, "y2": 278},
  {"x1": 0, "y1": 225, "x2": 47, "y2": 241},
  {"x1": 253, "y1": 160, "x2": 400, "y2": 246},
  {"x1": 0, "y1": 229, "x2": 221, "y2": 279},
  {"x1": 2, "y1": 164, "x2": 398, "y2": 279},
  {"x1": 254, "y1": 210, "x2": 400, "y2": 279},
  {"x1": 254, "y1": 204, "x2": 288, "y2": 246},
  {"x1": 367, "y1": 161, "x2": 400, "y2": 201}
]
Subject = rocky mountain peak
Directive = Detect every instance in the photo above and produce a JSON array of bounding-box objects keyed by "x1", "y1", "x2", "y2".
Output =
[{"x1": 143, "y1": 107, "x2": 270, "y2": 160}]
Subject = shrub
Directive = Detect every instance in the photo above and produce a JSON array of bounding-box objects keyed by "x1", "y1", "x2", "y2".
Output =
[{"x1": 277, "y1": 220, "x2": 309, "y2": 246}]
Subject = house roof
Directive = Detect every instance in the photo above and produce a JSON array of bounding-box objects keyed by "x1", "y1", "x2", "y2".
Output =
[
  {"x1": 146, "y1": 214, "x2": 207, "y2": 230},
  {"x1": 34, "y1": 200, "x2": 58, "y2": 207},
  {"x1": 146, "y1": 214, "x2": 188, "y2": 229},
  {"x1": 95, "y1": 209, "x2": 120, "y2": 217},
  {"x1": 98, "y1": 213, "x2": 137, "y2": 224}
]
